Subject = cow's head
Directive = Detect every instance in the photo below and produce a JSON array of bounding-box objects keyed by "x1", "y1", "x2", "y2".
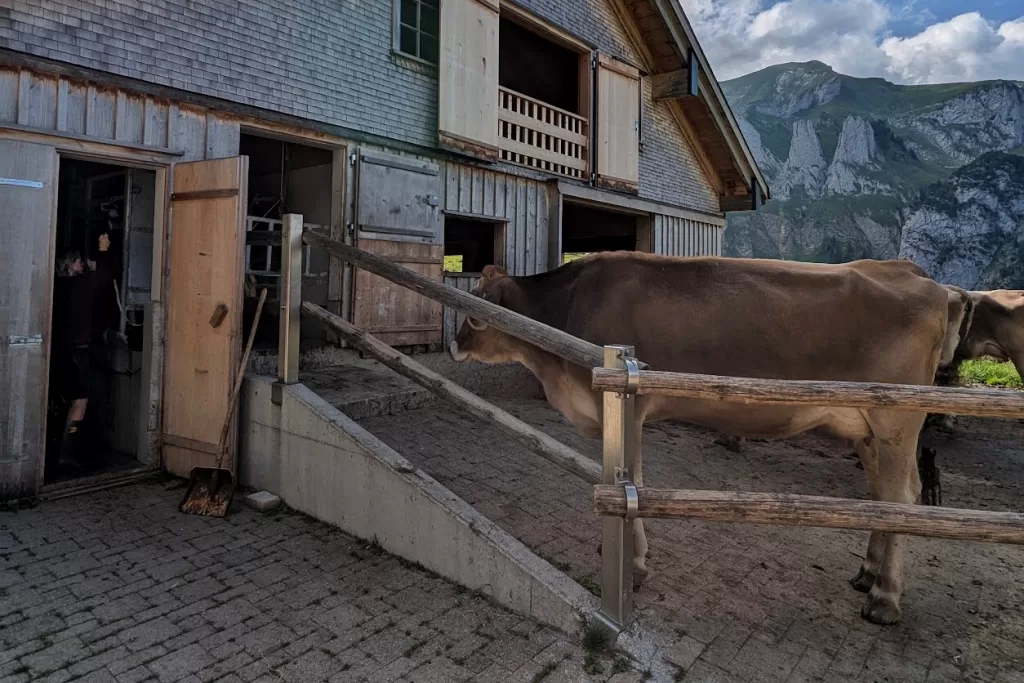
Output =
[{"x1": 449, "y1": 265, "x2": 520, "y2": 364}]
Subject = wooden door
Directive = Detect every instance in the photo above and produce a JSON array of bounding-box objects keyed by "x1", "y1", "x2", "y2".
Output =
[
  {"x1": 352, "y1": 150, "x2": 444, "y2": 347},
  {"x1": 162, "y1": 157, "x2": 248, "y2": 478},
  {"x1": 438, "y1": 0, "x2": 500, "y2": 160},
  {"x1": 0, "y1": 140, "x2": 57, "y2": 497},
  {"x1": 596, "y1": 54, "x2": 641, "y2": 192}
]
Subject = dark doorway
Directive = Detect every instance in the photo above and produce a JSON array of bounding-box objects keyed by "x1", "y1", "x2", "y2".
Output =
[
  {"x1": 46, "y1": 158, "x2": 156, "y2": 483},
  {"x1": 561, "y1": 201, "x2": 642, "y2": 262},
  {"x1": 444, "y1": 216, "x2": 505, "y2": 274}
]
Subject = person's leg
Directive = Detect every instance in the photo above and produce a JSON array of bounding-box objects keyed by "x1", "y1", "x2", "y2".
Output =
[{"x1": 58, "y1": 347, "x2": 91, "y2": 469}]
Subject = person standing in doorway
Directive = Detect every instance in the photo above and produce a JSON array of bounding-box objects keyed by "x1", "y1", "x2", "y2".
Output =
[{"x1": 52, "y1": 232, "x2": 111, "y2": 473}]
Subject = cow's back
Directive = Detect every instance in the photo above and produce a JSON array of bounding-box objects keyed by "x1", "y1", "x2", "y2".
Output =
[{"x1": 563, "y1": 253, "x2": 950, "y2": 386}]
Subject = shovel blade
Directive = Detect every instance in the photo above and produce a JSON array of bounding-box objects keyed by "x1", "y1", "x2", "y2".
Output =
[{"x1": 179, "y1": 467, "x2": 236, "y2": 517}]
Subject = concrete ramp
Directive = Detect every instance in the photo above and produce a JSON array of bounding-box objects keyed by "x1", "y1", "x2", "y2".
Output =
[{"x1": 239, "y1": 375, "x2": 598, "y2": 634}]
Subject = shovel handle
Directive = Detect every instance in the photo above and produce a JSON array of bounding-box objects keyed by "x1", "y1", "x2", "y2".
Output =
[{"x1": 214, "y1": 287, "x2": 268, "y2": 470}]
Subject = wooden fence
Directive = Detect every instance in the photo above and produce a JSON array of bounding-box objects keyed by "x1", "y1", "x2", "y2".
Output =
[{"x1": 288, "y1": 227, "x2": 1024, "y2": 642}]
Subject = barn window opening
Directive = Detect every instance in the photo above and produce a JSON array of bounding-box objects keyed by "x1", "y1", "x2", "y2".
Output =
[
  {"x1": 444, "y1": 215, "x2": 505, "y2": 274},
  {"x1": 561, "y1": 201, "x2": 645, "y2": 264},
  {"x1": 46, "y1": 158, "x2": 157, "y2": 484},
  {"x1": 239, "y1": 132, "x2": 334, "y2": 348},
  {"x1": 499, "y1": 17, "x2": 583, "y2": 115},
  {"x1": 395, "y1": 0, "x2": 439, "y2": 64}
]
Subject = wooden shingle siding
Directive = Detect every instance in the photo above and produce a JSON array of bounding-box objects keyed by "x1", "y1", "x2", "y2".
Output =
[
  {"x1": 652, "y1": 214, "x2": 723, "y2": 257},
  {"x1": 0, "y1": 67, "x2": 239, "y2": 161}
]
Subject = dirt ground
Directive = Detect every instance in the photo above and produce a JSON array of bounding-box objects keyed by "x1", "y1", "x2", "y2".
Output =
[{"x1": 359, "y1": 401, "x2": 1024, "y2": 682}]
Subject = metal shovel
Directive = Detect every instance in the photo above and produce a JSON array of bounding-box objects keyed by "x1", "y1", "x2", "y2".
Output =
[{"x1": 179, "y1": 287, "x2": 267, "y2": 517}]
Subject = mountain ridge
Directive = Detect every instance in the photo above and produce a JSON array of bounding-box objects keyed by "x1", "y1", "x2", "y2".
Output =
[{"x1": 722, "y1": 60, "x2": 1024, "y2": 285}]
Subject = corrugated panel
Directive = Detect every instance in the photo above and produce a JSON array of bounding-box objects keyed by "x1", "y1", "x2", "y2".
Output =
[
  {"x1": 0, "y1": 67, "x2": 239, "y2": 161},
  {"x1": 442, "y1": 274, "x2": 481, "y2": 346},
  {"x1": 653, "y1": 215, "x2": 724, "y2": 257},
  {"x1": 442, "y1": 162, "x2": 548, "y2": 276}
]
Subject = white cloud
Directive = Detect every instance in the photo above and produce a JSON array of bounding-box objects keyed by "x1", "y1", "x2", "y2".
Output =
[
  {"x1": 882, "y1": 13, "x2": 1024, "y2": 83},
  {"x1": 681, "y1": 0, "x2": 1024, "y2": 84}
]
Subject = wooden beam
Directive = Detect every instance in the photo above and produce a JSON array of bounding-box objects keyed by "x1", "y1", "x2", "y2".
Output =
[
  {"x1": 302, "y1": 302, "x2": 602, "y2": 484},
  {"x1": 593, "y1": 487, "x2": 1024, "y2": 544},
  {"x1": 591, "y1": 369, "x2": 1024, "y2": 419},
  {"x1": 301, "y1": 230, "x2": 607, "y2": 369},
  {"x1": 719, "y1": 192, "x2": 756, "y2": 213},
  {"x1": 651, "y1": 69, "x2": 691, "y2": 100}
]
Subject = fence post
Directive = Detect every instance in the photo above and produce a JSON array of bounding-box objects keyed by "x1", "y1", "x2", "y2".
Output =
[
  {"x1": 278, "y1": 213, "x2": 303, "y2": 385},
  {"x1": 594, "y1": 344, "x2": 639, "y2": 639}
]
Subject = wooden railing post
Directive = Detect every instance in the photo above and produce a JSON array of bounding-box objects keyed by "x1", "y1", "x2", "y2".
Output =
[
  {"x1": 278, "y1": 213, "x2": 302, "y2": 385},
  {"x1": 594, "y1": 344, "x2": 640, "y2": 640}
]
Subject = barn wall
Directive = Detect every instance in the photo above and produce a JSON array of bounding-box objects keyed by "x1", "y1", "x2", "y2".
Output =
[
  {"x1": 0, "y1": 67, "x2": 240, "y2": 160},
  {"x1": 1, "y1": 0, "x2": 724, "y2": 216},
  {"x1": 442, "y1": 162, "x2": 550, "y2": 277},
  {"x1": 652, "y1": 214, "x2": 724, "y2": 257},
  {"x1": 1, "y1": 0, "x2": 436, "y2": 148}
]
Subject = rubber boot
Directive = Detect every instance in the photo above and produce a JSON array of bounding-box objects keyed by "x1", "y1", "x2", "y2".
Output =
[{"x1": 58, "y1": 419, "x2": 84, "y2": 475}]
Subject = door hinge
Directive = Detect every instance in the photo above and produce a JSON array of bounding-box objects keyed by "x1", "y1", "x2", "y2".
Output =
[{"x1": 5, "y1": 334, "x2": 42, "y2": 347}]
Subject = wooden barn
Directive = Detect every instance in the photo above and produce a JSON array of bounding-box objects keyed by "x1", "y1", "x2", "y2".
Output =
[{"x1": 0, "y1": 0, "x2": 767, "y2": 500}]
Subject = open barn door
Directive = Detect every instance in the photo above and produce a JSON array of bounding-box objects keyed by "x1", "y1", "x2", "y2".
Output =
[
  {"x1": 0, "y1": 140, "x2": 57, "y2": 496},
  {"x1": 162, "y1": 157, "x2": 248, "y2": 478},
  {"x1": 351, "y1": 150, "x2": 444, "y2": 348}
]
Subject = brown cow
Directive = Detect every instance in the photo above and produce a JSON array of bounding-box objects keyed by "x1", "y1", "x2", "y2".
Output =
[
  {"x1": 927, "y1": 289, "x2": 1022, "y2": 433},
  {"x1": 450, "y1": 252, "x2": 970, "y2": 625}
]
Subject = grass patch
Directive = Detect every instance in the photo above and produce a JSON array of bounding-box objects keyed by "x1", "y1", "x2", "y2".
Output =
[
  {"x1": 562, "y1": 252, "x2": 592, "y2": 264},
  {"x1": 959, "y1": 359, "x2": 1022, "y2": 388},
  {"x1": 444, "y1": 254, "x2": 463, "y2": 273}
]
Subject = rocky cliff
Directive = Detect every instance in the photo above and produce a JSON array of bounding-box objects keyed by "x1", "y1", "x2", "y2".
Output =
[{"x1": 722, "y1": 61, "x2": 1024, "y2": 287}]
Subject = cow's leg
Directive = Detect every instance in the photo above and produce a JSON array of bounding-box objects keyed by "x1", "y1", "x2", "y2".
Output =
[
  {"x1": 850, "y1": 437, "x2": 884, "y2": 593},
  {"x1": 857, "y1": 418, "x2": 923, "y2": 625},
  {"x1": 632, "y1": 420, "x2": 649, "y2": 588}
]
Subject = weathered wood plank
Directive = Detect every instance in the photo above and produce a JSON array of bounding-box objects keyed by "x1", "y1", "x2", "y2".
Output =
[
  {"x1": 593, "y1": 487, "x2": 1024, "y2": 544},
  {"x1": 651, "y1": 69, "x2": 692, "y2": 100},
  {"x1": 591, "y1": 369, "x2": 1024, "y2": 419},
  {"x1": 304, "y1": 302, "x2": 601, "y2": 484},
  {"x1": 303, "y1": 230, "x2": 606, "y2": 368}
]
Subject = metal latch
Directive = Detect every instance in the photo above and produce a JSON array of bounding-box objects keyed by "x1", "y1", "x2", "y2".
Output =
[
  {"x1": 615, "y1": 467, "x2": 639, "y2": 520},
  {"x1": 423, "y1": 194, "x2": 440, "y2": 207},
  {"x1": 6, "y1": 334, "x2": 42, "y2": 347}
]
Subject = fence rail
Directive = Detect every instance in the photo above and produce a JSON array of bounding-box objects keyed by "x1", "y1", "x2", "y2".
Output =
[
  {"x1": 301, "y1": 230, "x2": 607, "y2": 369},
  {"x1": 593, "y1": 487, "x2": 1024, "y2": 544},
  {"x1": 591, "y1": 368, "x2": 1024, "y2": 418},
  {"x1": 498, "y1": 87, "x2": 589, "y2": 180}
]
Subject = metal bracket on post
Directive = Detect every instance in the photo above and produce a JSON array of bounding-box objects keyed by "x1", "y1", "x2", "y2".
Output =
[
  {"x1": 594, "y1": 344, "x2": 639, "y2": 644},
  {"x1": 278, "y1": 213, "x2": 303, "y2": 387}
]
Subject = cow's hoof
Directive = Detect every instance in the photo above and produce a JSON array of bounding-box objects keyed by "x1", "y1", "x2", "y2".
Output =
[
  {"x1": 632, "y1": 567, "x2": 649, "y2": 589},
  {"x1": 849, "y1": 567, "x2": 876, "y2": 593},
  {"x1": 861, "y1": 596, "x2": 901, "y2": 625}
]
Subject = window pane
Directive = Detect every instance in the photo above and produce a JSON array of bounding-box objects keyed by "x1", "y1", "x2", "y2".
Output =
[
  {"x1": 401, "y1": 0, "x2": 418, "y2": 28},
  {"x1": 399, "y1": 25, "x2": 418, "y2": 55},
  {"x1": 419, "y1": 33, "x2": 438, "y2": 63},
  {"x1": 420, "y1": 5, "x2": 438, "y2": 36}
]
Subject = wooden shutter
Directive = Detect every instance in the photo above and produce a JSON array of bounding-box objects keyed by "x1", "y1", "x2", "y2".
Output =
[
  {"x1": 162, "y1": 157, "x2": 248, "y2": 478},
  {"x1": 596, "y1": 54, "x2": 641, "y2": 192},
  {"x1": 438, "y1": 0, "x2": 500, "y2": 161},
  {"x1": 0, "y1": 140, "x2": 57, "y2": 495}
]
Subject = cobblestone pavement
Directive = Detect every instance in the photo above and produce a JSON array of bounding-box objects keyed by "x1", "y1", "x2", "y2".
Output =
[
  {"x1": 0, "y1": 481, "x2": 642, "y2": 683},
  {"x1": 360, "y1": 401, "x2": 1024, "y2": 683}
]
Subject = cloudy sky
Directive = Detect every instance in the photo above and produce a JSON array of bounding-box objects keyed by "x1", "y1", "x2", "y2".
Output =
[{"x1": 680, "y1": 0, "x2": 1024, "y2": 84}]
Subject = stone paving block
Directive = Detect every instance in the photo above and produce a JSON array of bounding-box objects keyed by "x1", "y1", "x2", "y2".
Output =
[
  {"x1": 119, "y1": 618, "x2": 182, "y2": 652},
  {"x1": 21, "y1": 637, "x2": 85, "y2": 675},
  {"x1": 147, "y1": 643, "x2": 214, "y2": 683}
]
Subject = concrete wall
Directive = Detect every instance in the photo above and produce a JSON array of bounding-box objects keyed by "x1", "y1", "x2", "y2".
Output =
[{"x1": 239, "y1": 375, "x2": 595, "y2": 633}]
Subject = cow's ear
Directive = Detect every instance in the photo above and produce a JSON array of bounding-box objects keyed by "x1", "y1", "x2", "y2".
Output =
[{"x1": 482, "y1": 265, "x2": 506, "y2": 281}]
